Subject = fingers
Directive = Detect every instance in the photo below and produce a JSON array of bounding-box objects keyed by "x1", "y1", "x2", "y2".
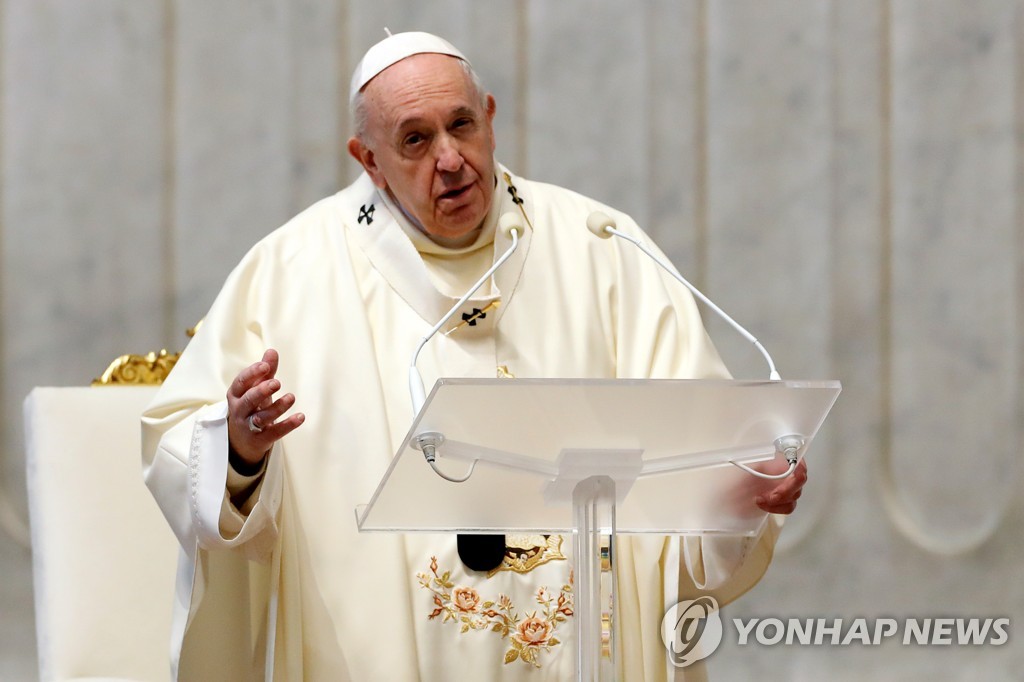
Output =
[
  {"x1": 754, "y1": 460, "x2": 808, "y2": 515},
  {"x1": 772, "y1": 460, "x2": 808, "y2": 497},
  {"x1": 249, "y1": 392, "x2": 296, "y2": 431},
  {"x1": 756, "y1": 487, "x2": 802, "y2": 514},
  {"x1": 256, "y1": 411, "x2": 306, "y2": 442},
  {"x1": 228, "y1": 349, "x2": 281, "y2": 399},
  {"x1": 226, "y1": 350, "x2": 302, "y2": 465},
  {"x1": 229, "y1": 359, "x2": 271, "y2": 399},
  {"x1": 241, "y1": 378, "x2": 282, "y2": 415},
  {"x1": 261, "y1": 348, "x2": 280, "y2": 378}
]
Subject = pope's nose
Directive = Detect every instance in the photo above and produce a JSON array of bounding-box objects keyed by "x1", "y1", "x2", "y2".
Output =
[{"x1": 435, "y1": 135, "x2": 464, "y2": 173}]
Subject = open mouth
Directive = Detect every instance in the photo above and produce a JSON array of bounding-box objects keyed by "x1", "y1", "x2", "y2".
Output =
[{"x1": 439, "y1": 185, "x2": 471, "y2": 201}]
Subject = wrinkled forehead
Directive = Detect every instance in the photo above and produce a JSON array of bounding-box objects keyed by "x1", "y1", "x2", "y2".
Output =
[
  {"x1": 350, "y1": 31, "x2": 468, "y2": 103},
  {"x1": 362, "y1": 55, "x2": 481, "y2": 137}
]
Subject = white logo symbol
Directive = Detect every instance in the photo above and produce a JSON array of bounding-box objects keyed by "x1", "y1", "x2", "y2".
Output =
[{"x1": 661, "y1": 596, "x2": 723, "y2": 667}]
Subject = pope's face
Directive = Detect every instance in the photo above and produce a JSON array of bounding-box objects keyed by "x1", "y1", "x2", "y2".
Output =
[{"x1": 348, "y1": 53, "x2": 497, "y2": 245}]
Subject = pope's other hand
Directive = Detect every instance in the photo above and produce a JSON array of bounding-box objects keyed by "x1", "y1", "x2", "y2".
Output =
[{"x1": 755, "y1": 459, "x2": 807, "y2": 515}]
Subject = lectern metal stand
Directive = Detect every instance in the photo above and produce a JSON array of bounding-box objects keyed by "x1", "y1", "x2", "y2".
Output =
[
  {"x1": 573, "y1": 475, "x2": 616, "y2": 680},
  {"x1": 356, "y1": 378, "x2": 841, "y2": 680}
]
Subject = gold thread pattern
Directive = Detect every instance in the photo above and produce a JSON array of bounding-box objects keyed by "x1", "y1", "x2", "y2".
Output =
[
  {"x1": 444, "y1": 300, "x2": 500, "y2": 336},
  {"x1": 488, "y1": 534, "x2": 566, "y2": 577},
  {"x1": 503, "y1": 172, "x2": 534, "y2": 233}
]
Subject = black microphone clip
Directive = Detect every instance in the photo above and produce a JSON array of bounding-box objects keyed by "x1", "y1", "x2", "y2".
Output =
[{"x1": 457, "y1": 534, "x2": 506, "y2": 572}]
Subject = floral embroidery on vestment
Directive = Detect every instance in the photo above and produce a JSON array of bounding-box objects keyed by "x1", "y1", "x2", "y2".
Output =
[{"x1": 416, "y1": 556, "x2": 575, "y2": 668}]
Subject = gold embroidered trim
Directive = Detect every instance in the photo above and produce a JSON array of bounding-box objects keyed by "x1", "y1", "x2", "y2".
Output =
[
  {"x1": 417, "y1": 557, "x2": 574, "y2": 669},
  {"x1": 443, "y1": 300, "x2": 500, "y2": 336},
  {"x1": 488, "y1": 534, "x2": 566, "y2": 577},
  {"x1": 503, "y1": 172, "x2": 535, "y2": 233}
]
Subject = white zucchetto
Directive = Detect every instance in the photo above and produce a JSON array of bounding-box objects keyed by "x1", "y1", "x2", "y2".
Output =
[{"x1": 349, "y1": 31, "x2": 468, "y2": 103}]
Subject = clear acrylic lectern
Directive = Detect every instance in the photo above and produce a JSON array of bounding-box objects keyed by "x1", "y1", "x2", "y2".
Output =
[{"x1": 356, "y1": 378, "x2": 841, "y2": 680}]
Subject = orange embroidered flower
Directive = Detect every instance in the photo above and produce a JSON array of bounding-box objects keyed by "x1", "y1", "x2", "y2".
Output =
[
  {"x1": 453, "y1": 586, "x2": 481, "y2": 613},
  {"x1": 557, "y1": 593, "x2": 573, "y2": 617},
  {"x1": 516, "y1": 616, "x2": 553, "y2": 646}
]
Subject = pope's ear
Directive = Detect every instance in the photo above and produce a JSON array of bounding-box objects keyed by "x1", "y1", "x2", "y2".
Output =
[
  {"x1": 485, "y1": 94, "x2": 497, "y2": 151},
  {"x1": 347, "y1": 137, "x2": 387, "y2": 189},
  {"x1": 486, "y1": 93, "x2": 496, "y2": 122}
]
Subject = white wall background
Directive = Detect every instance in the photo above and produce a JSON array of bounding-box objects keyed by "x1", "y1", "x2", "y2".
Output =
[{"x1": 1, "y1": 1, "x2": 1021, "y2": 680}]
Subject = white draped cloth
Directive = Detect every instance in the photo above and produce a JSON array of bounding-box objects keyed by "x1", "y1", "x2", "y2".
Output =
[{"x1": 142, "y1": 163, "x2": 781, "y2": 681}]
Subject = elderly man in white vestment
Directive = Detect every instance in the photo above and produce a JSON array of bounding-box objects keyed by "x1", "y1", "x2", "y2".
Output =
[{"x1": 142, "y1": 31, "x2": 807, "y2": 681}]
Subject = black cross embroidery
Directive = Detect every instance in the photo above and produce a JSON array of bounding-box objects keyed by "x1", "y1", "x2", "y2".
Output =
[
  {"x1": 461, "y1": 308, "x2": 487, "y2": 326},
  {"x1": 506, "y1": 184, "x2": 524, "y2": 206},
  {"x1": 358, "y1": 203, "x2": 375, "y2": 225}
]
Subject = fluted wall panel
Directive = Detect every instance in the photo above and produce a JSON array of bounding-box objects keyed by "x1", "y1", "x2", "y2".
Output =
[
  {"x1": 703, "y1": 1, "x2": 837, "y2": 550},
  {"x1": 884, "y1": 0, "x2": 1019, "y2": 555},
  {"x1": 1, "y1": 0, "x2": 166, "y2": 506},
  {"x1": 527, "y1": 1, "x2": 649, "y2": 226},
  {"x1": 171, "y1": 0, "x2": 295, "y2": 333}
]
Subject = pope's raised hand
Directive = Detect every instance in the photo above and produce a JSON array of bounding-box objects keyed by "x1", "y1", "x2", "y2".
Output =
[{"x1": 226, "y1": 349, "x2": 305, "y2": 468}]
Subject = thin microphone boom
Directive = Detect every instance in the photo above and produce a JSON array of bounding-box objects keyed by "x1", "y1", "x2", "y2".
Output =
[
  {"x1": 408, "y1": 212, "x2": 526, "y2": 568},
  {"x1": 585, "y1": 211, "x2": 781, "y2": 381},
  {"x1": 586, "y1": 212, "x2": 796, "y2": 480},
  {"x1": 408, "y1": 213, "x2": 526, "y2": 415}
]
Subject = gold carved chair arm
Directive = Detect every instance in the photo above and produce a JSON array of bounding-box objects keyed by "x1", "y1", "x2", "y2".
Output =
[{"x1": 91, "y1": 321, "x2": 202, "y2": 386}]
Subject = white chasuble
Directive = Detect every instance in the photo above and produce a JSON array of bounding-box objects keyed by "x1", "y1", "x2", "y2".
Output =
[{"x1": 142, "y1": 164, "x2": 781, "y2": 681}]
